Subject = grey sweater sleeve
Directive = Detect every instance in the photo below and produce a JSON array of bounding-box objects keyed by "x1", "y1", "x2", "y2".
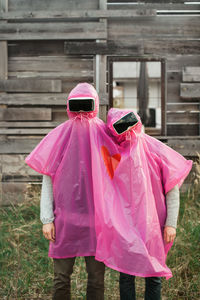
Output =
[
  {"x1": 165, "y1": 184, "x2": 180, "y2": 228},
  {"x1": 40, "y1": 175, "x2": 55, "y2": 224},
  {"x1": 40, "y1": 176, "x2": 180, "y2": 228}
]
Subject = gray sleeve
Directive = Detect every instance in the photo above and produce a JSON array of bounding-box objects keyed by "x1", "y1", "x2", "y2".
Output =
[
  {"x1": 165, "y1": 184, "x2": 180, "y2": 229},
  {"x1": 40, "y1": 175, "x2": 55, "y2": 224}
]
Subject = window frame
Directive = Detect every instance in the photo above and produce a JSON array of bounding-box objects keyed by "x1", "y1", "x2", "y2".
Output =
[{"x1": 107, "y1": 56, "x2": 167, "y2": 136}]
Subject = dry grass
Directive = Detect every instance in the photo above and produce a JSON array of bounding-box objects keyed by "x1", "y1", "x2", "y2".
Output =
[{"x1": 0, "y1": 184, "x2": 199, "y2": 300}]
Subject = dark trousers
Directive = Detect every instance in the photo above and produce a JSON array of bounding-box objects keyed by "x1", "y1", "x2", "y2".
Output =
[
  {"x1": 52, "y1": 256, "x2": 105, "y2": 300},
  {"x1": 119, "y1": 272, "x2": 162, "y2": 300}
]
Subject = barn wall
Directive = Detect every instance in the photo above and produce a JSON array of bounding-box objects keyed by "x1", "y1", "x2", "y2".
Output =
[{"x1": 0, "y1": 0, "x2": 199, "y2": 204}]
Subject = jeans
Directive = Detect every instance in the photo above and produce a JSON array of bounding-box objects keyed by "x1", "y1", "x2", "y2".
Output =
[
  {"x1": 119, "y1": 272, "x2": 162, "y2": 300},
  {"x1": 52, "y1": 256, "x2": 105, "y2": 300}
]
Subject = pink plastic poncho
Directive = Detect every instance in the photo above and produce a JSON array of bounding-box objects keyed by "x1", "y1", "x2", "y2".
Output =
[
  {"x1": 90, "y1": 108, "x2": 192, "y2": 279},
  {"x1": 25, "y1": 83, "x2": 106, "y2": 258}
]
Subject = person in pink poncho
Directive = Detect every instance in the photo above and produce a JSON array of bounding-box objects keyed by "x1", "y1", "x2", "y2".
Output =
[
  {"x1": 89, "y1": 108, "x2": 192, "y2": 300},
  {"x1": 25, "y1": 83, "x2": 106, "y2": 300}
]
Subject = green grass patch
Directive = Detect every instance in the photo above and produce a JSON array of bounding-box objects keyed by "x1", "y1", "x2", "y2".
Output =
[{"x1": 0, "y1": 185, "x2": 199, "y2": 300}]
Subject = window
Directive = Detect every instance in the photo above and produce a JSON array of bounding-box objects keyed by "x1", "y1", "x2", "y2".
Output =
[{"x1": 107, "y1": 57, "x2": 166, "y2": 136}]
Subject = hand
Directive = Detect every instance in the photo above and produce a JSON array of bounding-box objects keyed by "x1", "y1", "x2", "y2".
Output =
[
  {"x1": 164, "y1": 226, "x2": 176, "y2": 243},
  {"x1": 42, "y1": 222, "x2": 55, "y2": 242}
]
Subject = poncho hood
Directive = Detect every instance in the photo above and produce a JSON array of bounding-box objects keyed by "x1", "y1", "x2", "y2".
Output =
[
  {"x1": 67, "y1": 82, "x2": 99, "y2": 119},
  {"x1": 107, "y1": 108, "x2": 143, "y2": 144}
]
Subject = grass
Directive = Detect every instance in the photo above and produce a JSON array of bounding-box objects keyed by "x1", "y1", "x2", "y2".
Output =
[{"x1": 0, "y1": 184, "x2": 199, "y2": 300}]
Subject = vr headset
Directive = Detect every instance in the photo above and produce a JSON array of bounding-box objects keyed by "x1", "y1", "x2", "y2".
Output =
[
  {"x1": 69, "y1": 97, "x2": 95, "y2": 112},
  {"x1": 113, "y1": 112, "x2": 139, "y2": 135}
]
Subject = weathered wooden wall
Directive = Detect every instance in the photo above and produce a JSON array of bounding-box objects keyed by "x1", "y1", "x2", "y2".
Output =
[{"x1": 0, "y1": 0, "x2": 199, "y2": 204}]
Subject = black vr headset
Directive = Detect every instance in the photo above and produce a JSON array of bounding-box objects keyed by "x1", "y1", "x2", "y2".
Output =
[
  {"x1": 113, "y1": 112, "x2": 139, "y2": 135},
  {"x1": 69, "y1": 97, "x2": 95, "y2": 112}
]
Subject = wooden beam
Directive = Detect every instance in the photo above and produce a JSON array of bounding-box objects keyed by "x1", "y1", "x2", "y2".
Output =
[
  {"x1": 167, "y1": 111, "x2": 199, "y2": 123},
  {"x1": 144, "y1": 39, "x2": 200, "y2": 55},
  {"x1": 182, "y1": 67, "x2": 200, "y2": 82},
  {"x1": 166, "y1": 138, "x2": 200, "y2": 157},
  {"x1": 109, "y1": 17, "x2": 200, "y2": 40},
  {"x1": 0, "y1": 107, "x2": 52, "y2": 121},
  {"x1": 0, "y1": 79, "x2": 62, "y2": 92},
  {"x1": 0, "y1": 9, "x2": 156, "y2": 20},
  {"x1": 0, "y1": 121, "x2": 60, "y2": 127},
  {"x1": 0, "y1": 92, "x2": 108, "y2": 105},
  {"x1": 0, "y1": 0, "x2": 8, "y2": 12},
  {"x1": 107, "y1": 0, "x2": 186, "y2": 3},
  {"x1": 0, "y1": 182, "x2": 28, "y2": 205},
  {"x1": 0, "y1": 128, "x2": 52, "y2": 134},
  {"x1": 0, "y1": 0, "x2": 8, "y2": 79},
  {"x1": 0, "y1": 138, "x2": 44, "y2": 153},
  {"x1": 8, "y1": 71, "x2": 93, "y2": 80},
  {"x1": 166, "y1": 55, "x2": 200, "y2": 71},
  {"x1": 0, "y1": 22, "x2": 107, "y2": 40},
  {"x1": 161, "y1": 59, "x2": 167, "y2": 136},
  {"x1": 2, "y1": 174, "x2": 41, "y2": 182},
  {"x1": 0, "y1": 42, "x2": 7, "y2": 79},
  {"x1": 0, "y1": 93, "x2": 66, "y2": 105},
  {"x1": 8, "y1": 0, "x2": 99, "y2": 11},
  {"x1": 107, "y1": 3, "x2": 200, "y2": 10},
  {"x1": 180, "y1": 83, "x2": 200, "y2": 99},
  {"x1": 167, "y1": 124, "x2": 199, "y2": 137},
  {"x1": 8, "y1": 56, "x2": 93, "y2": 72},
  {"x1": 64, "y1": 41, "x2": 142, "y2": 55}
]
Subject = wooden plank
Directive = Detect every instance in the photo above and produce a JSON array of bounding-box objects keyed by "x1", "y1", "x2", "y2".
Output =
[
  {"x1": 167, "y1": 102, "x2": 200, "y2": 111},
  {"x1": 95, "y1": 47, "x2": 107, "y2": 121},
  {"x1": 0, "y1": 92, "x2": 108, "y2": 106},
  {"x1": 167, "y1": 111, "x2": 199, "y2": 123},
  {"x1": 183, "y1": 67, "x2": 200, "y2": 82},
  {"x1": 0, "y1": 138, "x2": 42, "y2": 153},
  {"x1": 8, "y1": 40, "x2": 65, "y2": 57},
  {"x1": 0, "y1": 107, "x2": 52, "y2": 121},
  {"x1": 99, "y1": 0, "x2": 107, "y2": 10},
  {"x1": 62, "y1": 79, "x2": 93, "y2": 93},
  {"x1": 0, "y1": 42, "x2": 7, "y2": 79},
  {"x1": 166, "y1": 139, "x2": 200, "y2": 156},
  {"x1": 0, "y1": 121, "x2": 60, "y2": 127},
  {"x1": 0, "y1": 22, "x2": 107, "y2": 40},
  {"x1": 8, "y1": 56, "x2": 93, "y2": 72},
  {"x1": 107, "y1": 3, "x2": 200, "y2": 10},
  {"x1": 167, "y1": 55, "x2": 200, "y2": 71},
  {"x1": 108, "y1": 17, "x2": 200, "y2": 40},
  {"x1": 2, "y1": 174, "x2": 41, "y2": 182},
  {"x1": 180, "y1": 83, "x2": 200, "y2": 99},
  {"x1": 0, "y1": 79, "x2": 62, "y2": 92},
  {"x1": 64, "y1": 41, "x2": 142, "y2": 55},
  {"x1": 0, "y1": 9, "x2": 156, "y2": 20},
  {"x1": 108, "y1": 0, "x2": 186, "y2": 3},
  {"x1": 0, "y1": 0, "x2": 8, "y2": 12},
  {"x1": 9, "y1": 71, "x2": 93, "y2": 80},
  {"x1": 0, "y1": 128, "x2": 52, "y2": 134},
  {"x1": 52, "y1": 108, "x2": 68, "y2": 122},
  {"x1": 144, "y1": 39, "x2": 200, "y2": 55},
  {"x1": 0, "y1": 182, "x2": 27, "y2": 205},
  {"x1": 0, "y1": 93, "x2": 67, "y2": 106},
  {"x1": 153, "y1": 136, "x2": 200, "y2": 140},
  {"x1": 99, "y1": 92, "x2": 109, "y2": 105},
  {"x1": 167, "y1": 72, "x2": 181, "y2": 103},
  {"x1": 0, "y1": 154, "x2": 38, "y2": 176},
  {"x1": 167, "y1": 124, "x2": 199, "y2": 136},
  {"x1": 161, "y1": 59, "x2": 167, "y2": 135},
  {"x1": 8, "y1": 0, "x2": 99, "y2": 11}
]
